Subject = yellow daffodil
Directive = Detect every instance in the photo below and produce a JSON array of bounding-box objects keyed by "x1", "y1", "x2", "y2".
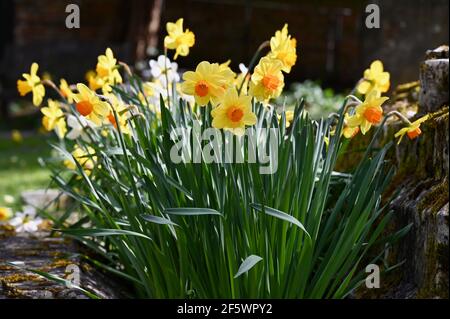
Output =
[
  {"x1": 164, "y1": 18, "x2": 195, "y2": 60},
  {"x1": 181, "y1": 61, "x2": 234, "y2": 106},
  {"x1": 138, "y1": 81, "x2": 155, "y2": 105},
  {"x1": 41, "y1": 99, "x2": 67, "y2": 137},
  {"x1": 346, "y1": 90, "x2": 389, "y2": 135},
  {"x1": 85, "y1": 70, "x2": 104, "y2": 91},
  {"x1": 96, "y1": 48, "x2": 122, "y2": 85},
  {"x1": 0, "y1": 207, "x2": 13, "y2": 222},
  {"x1": 106, "y1": 94, "x2": 131, "y2": 135},
  {"x1": 11, "y1": 130, "x2": 23, "y2": 143},
  {"x1": 343, "y1": 125, "x2": 360, "y2": 139},
  {"x1": 357, "y1": 60, "x2": 390, "y2": 95},
  {"x1": 73, "y1": 83, "x2": 110, "y2": 125},
  {"x1": 64, "y1": 145, "x2": 97, "y2": 175},
  {"x1": 342, "y1": 114, "x2": 360, "y2": 138},
  {"x1": 249, "y1": 57, "x2": 284, "y2": 103},
  {"x1": 211, "y1": 88, "x2": 257, "y2": 136},
  {"x1": 17, "y1": 63, "x2": 45, "y2": 106},
  {"x1": 59, "y1": 79, "x2": 75, "y2": 103},
  {"x1": 268, "y1": 24, "x2": 297, "y2": 73},
  {"x1": 394, "y1": 114, "x2": 429, "y2": 143}
]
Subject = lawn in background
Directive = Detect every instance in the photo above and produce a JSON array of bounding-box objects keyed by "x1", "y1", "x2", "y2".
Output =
[{"x1": 0, "y1": 133, "x2": 53, "y2": 208}]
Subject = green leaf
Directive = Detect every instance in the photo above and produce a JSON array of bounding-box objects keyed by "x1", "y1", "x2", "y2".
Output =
[
  {"x1": 6, "y1": 263, "x2": 99, "y2": 299},
  {"x1": 141, "y1": 214, "x2": 178, "y2": 226},
  {"x1": 251, "y1": 203, "x2": 310, "y2": 238},
  {"x1": 164, "y1": 208, "x2": 222, "y2": 216},
  {"x1": 57, "y1": 228, "x2": 152, "y2": 241},
  {"x1": 234, "y1": 255, "x2": 263, "y2": 278}
]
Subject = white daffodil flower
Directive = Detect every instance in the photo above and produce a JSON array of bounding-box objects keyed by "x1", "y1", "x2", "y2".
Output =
[
  {"x1": 8, "y1": 206, "x2": 43, "y2": 233},
  {"x1": 66, "y1": 114, "x2": 94, "y2": 141},
  {"x1": 149, "y1": 55, "x2": 180, "y2": 87}
]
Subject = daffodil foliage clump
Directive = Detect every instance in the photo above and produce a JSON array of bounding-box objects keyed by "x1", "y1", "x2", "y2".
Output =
[{"x1": 18, "y1": 19, "x2": 422, "y2": 298}]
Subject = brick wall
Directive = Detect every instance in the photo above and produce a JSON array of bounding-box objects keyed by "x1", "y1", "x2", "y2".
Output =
[
  {"x1": 0, "y1": 0, "x2": 448, "y2": 115},
  {"x1": 161, "y1": 0, "x2": 449, "y2": 89}
]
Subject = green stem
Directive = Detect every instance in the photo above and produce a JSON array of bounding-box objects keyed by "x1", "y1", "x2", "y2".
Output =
[{"x1": 238, "y1": 41, "x2": 270, "y2": 95}]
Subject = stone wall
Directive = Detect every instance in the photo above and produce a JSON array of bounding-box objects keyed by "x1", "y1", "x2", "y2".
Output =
[{"x1": 353, "y1": 46, "x2": 449, "y2": 299}]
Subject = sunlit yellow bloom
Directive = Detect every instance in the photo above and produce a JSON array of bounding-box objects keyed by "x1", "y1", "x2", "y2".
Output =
[
  {"x1": 249, "y1": 57, "x2": 284, "y2": 102},
  {"x1": 138, "y1": 81, "x2": 155, "y2": 105},
  {"x1": 343, "y1": 125, "x2": 360, "y2": 139},
  {"x1": 219, "y1": 60, "x2": 236, "y2": 84},
  {"x1": 41, "y1": 99, "x2": 67, "y2": 138},
  {"x1": 343, "y1": 114, "x2": 360, "y2": 138},
  {"x1": 181, "y1": 61, "x2": 233, "y2": 106},
  {"x1": 64, "y1": 145, "x2": 97, "y2": 175},
  {"x1": 96, "y1": 48, "x2": 122, "y2": 85},
  {"x1": 211, "y1": 88, "x2": 256, "y2": 136},
  {"x1": 11, "y1": 130, "x2": 23, "y2": 143},
  {"x1": 357, "y1": 60, "x2": 390, "y2": 95},
  {"x1": 268, "y1": 24, "x2": 297, "y2": 73},
  {"x1": 85, "y1": 70, "x2": 104, "y2": 91},
  {"x1": 394, "y1": 114, "x2": 429, "y2": 144},
  {"x1": 106, "y1": 94, "x2": 131, "y2": 135},
  {"x1": 73, "y1": 83, "x2": 110, "y2": 125},
  {"x1": 59, "y1": 79, "x2": 75, "y2": 103},
  {"x1": 0, "y1": 207, "x2": 13, "y2": 222},
  {"x1": 164, "y1": 18, "x2": 195, "y2": 60},
  {"x1": 346, "y1": 90, "x2": 389, "y2": 135},
  {"x1": 17, "y1": 63, "x2": 45, "y2": 106}
]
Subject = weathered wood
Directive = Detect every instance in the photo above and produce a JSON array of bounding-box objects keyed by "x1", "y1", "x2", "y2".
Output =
[{"x1": 0, "y1": 227, "x2": 127, "y2": 299}]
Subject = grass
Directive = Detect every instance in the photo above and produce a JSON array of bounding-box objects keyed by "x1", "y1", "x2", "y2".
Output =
[{"x1": 0, "y1": 133, "x2": 53, "y2": 208}]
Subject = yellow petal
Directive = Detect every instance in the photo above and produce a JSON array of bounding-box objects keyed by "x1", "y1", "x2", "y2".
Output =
[{"x1": 357, "y1": 81, "x2": 371, "y2": 94}]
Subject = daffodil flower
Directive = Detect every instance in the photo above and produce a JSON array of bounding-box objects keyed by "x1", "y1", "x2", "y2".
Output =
[
  {"x1": 66, "y1": 114, "x2": 93, "y2": 141},
  {"x1": 73, "y1": 83, "x2": 110, "y2": 125},
  {"x1": 106, "y1": 94, "x2": 131, "y2": 135},
  {"x1": 164, "y1": 18, "x2": 195, "y2": 60},
  {"x1": 181, "y1": 61, "x2": 234, "y2": 106},
  {"x1": 64, "y1": 145, "x2": 97, "y2": 175},
  {"x1": 96, "y1": 48, "x2": 123, "y2": 86},
  {"x1": 17, "y1": 63, "x2": 45, "y2": 106},
  {"x1": 0, "y1": 207, "x2": 13, "y2": 222},
  {"x1": 267, "y1": 24, "x2": 297, "y2": 73},
  {"x1": 8, "y1": 206, "x2": 43, "y2": 233},
  {"x1": 394, "y1": 114, "x2": 429, "y2": 144},
  {"x1": 342, "y1": 113, "x2": 360, "y2": 138},
  {"x1": 85, "y1": 70, "x2": 104, "y2": 91},
  {"x1": 357, "y1": 60, "x2": 390, "y2": 96},
  {"x1": 11, "y1": 130, "x2": 23, "y2": 143},
  {"x1": 249, "y1": 57, "x2": 285, "y2": 103},
  {"x1": 211, "y1": 88, "x2": 257, "y2": 136},
  {"x1": 41, "y1": 99, "x2": 67, "y2": 138},
  {"x1": 346, "y1": 90, "x2": 389, "y2": 135},
  {"x1": 59, "y1": 79, "x2": 75, "y2": 103},
  {"x1": 149, "y1": 55, "x2": 180, "y2": 87}
]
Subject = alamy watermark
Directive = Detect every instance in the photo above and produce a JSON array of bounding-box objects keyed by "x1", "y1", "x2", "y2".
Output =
[
  {"x1": 365, "y1": 4, "x2": 381, "y2": 29},
  {"x1": 169, "y1": 121, "x2": 279, "y2": 175},
  {"x1": 365, "y1": 264, "x2": 380, "y2": 289},
  {"x1": 65, "y1": 4, "x2": 80, "y2": 29}
]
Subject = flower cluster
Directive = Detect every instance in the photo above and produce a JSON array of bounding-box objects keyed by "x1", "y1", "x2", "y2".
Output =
[
  {"x1": 16, "y1": 18, "x2": 428, "y2": 177},
  {"x1": 175, "y1": 23, "x2": 298, "y2": 134},
  {"x1": 340, "y1": 60, "x2": 429, "y2": 141}
]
